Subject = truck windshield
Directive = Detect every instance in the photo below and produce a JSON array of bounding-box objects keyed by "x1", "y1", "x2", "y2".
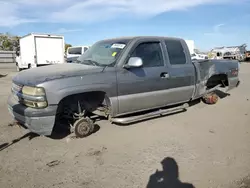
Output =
[
  {"x1": 68, "y1": 47, "x2": 82, "y2": 55},
  {"x1": 76, "y1": 40, "x2": 129, "y2": 67}
]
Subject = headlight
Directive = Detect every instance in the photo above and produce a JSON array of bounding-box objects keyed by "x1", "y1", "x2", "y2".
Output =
[
  {"x1": 17, "y1": 86, "x2": 48, "y2": 108},
  {"x1": 22, "y1": 86, "x2": 45, "y2": 96}
]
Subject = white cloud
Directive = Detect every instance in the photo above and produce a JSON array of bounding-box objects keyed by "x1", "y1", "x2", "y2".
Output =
[
  {"x1": 54, "y1": 28, "x2": 83, "y2": 34},
  {"x1": 214, "y1": 24, "x2": 225, "y2": 32},
  {"x1": 0, "y1": 1, "x2": 37, "y2": 27},
  {"x1": 0, "y1": 0, "x2": 244, "y2": 27},
  {"x1": 204, "y1": 23, "x2": 225, "y2": 36}
]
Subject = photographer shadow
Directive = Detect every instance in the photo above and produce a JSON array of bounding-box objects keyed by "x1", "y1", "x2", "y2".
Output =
[{"x1": 147, "y1": 157, "x2": 195, "y2": 188}]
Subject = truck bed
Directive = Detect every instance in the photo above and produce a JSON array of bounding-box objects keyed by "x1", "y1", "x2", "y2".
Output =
[{"x1": 192, "y1": 59, "x2": 239, "y2": 99}]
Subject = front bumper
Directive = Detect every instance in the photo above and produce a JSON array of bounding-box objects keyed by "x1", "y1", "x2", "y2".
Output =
[{"x1": 7, "y1": 94, "x2": 58, "y2": 136}]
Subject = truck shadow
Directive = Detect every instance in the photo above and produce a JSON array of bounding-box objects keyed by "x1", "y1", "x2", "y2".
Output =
[
  {"x1": 0, "y1": 74, "x2": 8, "y2": 78},
  {"x1": 0, "y1": 122, "x2": 101, "y2": 149},
  {"x1": 0, "y1": 132, "x2": 38, "y2": 152},
  {"x1": 146, "y1": 157, "x2": 195, "y2": 188},
  {"x1": 213, "y1": 89, "x2": 230, "y2": 99}
]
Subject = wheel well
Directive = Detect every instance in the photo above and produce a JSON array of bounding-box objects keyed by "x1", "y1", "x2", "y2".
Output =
[
  {"x1": 206, "y1": 74, "x2": 229, "y2": 89},
  {"x1": 56, "y1": 91, "x2": 110, "y2": 115},
  {"x1": 53, "y1": 91, "x2": 109, "y2": 134}
]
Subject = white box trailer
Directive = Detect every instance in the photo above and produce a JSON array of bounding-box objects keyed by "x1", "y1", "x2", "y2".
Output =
[{"x1": 16, "y1": 33, "x2": 65, "y2": 71}]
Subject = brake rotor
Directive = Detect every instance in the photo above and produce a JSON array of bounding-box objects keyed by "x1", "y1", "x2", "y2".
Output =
[
  {"x1": 74, "y1": 118, "x2": 94, "y2": 138},
  {"x1": 203, "y1": 93, "x2": 219, "y2": 104}
]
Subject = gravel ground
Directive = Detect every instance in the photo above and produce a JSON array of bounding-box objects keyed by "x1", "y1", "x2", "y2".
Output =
[
  {"x1": 0, "y1": 63, "x2": 16, "y2": 72},
  {"x1": 0, "y1": 63, "x2": 250, "y2": 188}
]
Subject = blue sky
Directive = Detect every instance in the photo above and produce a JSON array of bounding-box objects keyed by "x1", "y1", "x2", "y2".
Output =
[{"x1": 0, "y1": 0, "x2": 249, "y2": 51}]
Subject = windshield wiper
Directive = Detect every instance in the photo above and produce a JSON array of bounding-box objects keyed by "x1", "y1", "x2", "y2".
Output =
[
  {"x1": 85, "y1": 59, "x2": 99, "y2": 66},
  {"x1": 75, "y1": 59, "x2": 99, "y2": 66},
  {"x1": 101, "y1": 61, "x2": 116, "y2": 72}
]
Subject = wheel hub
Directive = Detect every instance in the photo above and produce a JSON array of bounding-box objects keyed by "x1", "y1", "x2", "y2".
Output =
[
  {"x1": 203, "y1": 93, "x2": 219, "y2": 104},
  {"x1": 73, "y1": 118, "x2": 94, "y2": 138},
  {"x1": 78, "y1": 123, "x2": 89, "y2": 135}
]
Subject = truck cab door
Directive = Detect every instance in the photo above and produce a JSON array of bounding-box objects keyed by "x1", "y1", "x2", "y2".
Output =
[{"x1": 116, "y1": 40, "x2": 170, "y2": 115}]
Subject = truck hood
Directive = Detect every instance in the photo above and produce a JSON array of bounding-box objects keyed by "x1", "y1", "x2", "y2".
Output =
[{"x1": 13, "y1": 63, "x2": 103, "y2": 86}]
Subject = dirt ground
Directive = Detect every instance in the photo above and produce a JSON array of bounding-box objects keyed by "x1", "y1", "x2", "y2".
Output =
[{"x1": 0, "y1": 63, "x2": 250, "y2": 188}]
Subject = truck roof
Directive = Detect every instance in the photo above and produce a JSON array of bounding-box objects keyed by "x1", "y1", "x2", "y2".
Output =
[
  {"x1": 68, "y1": 45, "x2": 90, "y2": 48},
  {"x1": 100, "y1": 36, "x2": 184, "y2": 42},
  {"x1": 21, "y1": 33, "x2": 64, "y2": 39}
]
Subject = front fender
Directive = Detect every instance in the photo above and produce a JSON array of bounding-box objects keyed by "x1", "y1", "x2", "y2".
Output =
[
  {"x1": 53, "y1": 84, "x2": 118, "y2": 117},
  {"x1": 39, "y1": 76, "x2": 118, "y2": 117},
  {"x1": 58, "y1": 84, "x2": 114, "y2": 103}
]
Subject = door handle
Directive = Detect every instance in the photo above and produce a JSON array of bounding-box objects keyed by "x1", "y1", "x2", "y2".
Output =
[{"x1": 160, "y1": 72, "x2": 169, "y2": 79}]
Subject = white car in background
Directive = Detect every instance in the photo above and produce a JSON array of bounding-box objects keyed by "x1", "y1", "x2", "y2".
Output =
[
  {"x1": 191, "y1": 53, "x2": 208, "y2": 60},
  {"x1": 66, "y1": 45, "x2": 90, "y2": 63}
]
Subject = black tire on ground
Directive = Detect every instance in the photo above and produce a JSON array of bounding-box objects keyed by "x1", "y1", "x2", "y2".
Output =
[
  {"x1": 16, "y1": 65, "x2": 22, "y2": 72},
  {"x1": 74, "y1": 118, "x2": 94, "y2": 138},
  {"x1": 202, "y1": 93, "x2": 219, "y2": 105}
]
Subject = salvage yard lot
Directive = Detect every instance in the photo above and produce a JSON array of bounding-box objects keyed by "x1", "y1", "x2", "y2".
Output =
[{"x1": 0, "y1": 63, "x2": 250, "y2": 188}]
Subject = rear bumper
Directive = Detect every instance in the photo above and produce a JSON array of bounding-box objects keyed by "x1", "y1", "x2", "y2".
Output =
[
  {"x1": 228, "y1": 77, "x2": 240, "y2": 91},
  {"x1": 7, "y1": 95, "x2": 58, "y2": 136}
]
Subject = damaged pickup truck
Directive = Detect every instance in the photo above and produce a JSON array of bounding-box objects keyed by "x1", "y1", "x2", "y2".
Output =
[{"x1": 7, "y1": 36, "x2": 240, "y2": 138}]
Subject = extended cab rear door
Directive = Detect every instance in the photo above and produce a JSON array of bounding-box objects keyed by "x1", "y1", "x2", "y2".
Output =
[{"x1": 162, "y1": 38, "x2": 196, "y2": 104}]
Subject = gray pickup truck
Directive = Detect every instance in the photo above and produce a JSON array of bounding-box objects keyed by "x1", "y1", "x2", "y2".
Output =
[{"x1": 7, "y1": 36, "x2": 240, "y2": 138}]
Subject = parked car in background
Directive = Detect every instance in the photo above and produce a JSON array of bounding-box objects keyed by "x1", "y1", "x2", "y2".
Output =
[
  {"x1": 210, "y1": 44, "x2": 247, "y2": 62},
  {"x1": 8, "y1": 36, "x2": 240, "y2": 138},
  {"x1": 66, "y1": 45, "x2": 90, "y2": 63},
  {"x1": 16, "y1": 33, "x2": 65, "y2": 71},
  {"x1": 191, "y1": 53, "x2": 208, "y2": 60}
]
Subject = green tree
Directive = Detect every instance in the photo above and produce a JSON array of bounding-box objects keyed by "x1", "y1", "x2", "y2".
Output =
[
  {"x1": 0, "y1": 33, "x2": 20, "y2": 51},
  {"x1": 65, "y1": 43, "x2": 72, "y2": 52}
]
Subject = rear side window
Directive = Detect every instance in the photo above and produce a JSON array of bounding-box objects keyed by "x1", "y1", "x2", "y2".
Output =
[{"x1": 165, "y1": 40, "x2": 186, "y2": 65}]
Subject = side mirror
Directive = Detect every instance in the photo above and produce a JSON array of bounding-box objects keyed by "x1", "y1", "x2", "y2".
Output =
[{"x1": 124, "y1": 57, "x2": 143, "y2": 69}]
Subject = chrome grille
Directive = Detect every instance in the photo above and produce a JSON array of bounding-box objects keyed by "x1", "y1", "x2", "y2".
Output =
[{"x1": 12, "y1": 83, "x2": 23, "y2": 92}]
